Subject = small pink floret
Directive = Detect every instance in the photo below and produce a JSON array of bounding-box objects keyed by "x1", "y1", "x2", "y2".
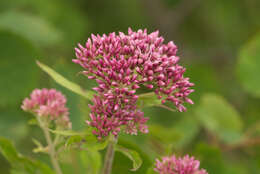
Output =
[{"x1": 154, "y1": 155, "x2": 208, "y2": 174}]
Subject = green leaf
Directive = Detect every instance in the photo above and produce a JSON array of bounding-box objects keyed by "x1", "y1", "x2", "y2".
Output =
[
  {"x1": 115, "y1": 145, "x2": 143, "y2": 171},
  {"x1": 64, "y1": 130, "x2": 108, "y2": 151},
  {"x1": 37, "y1": 60, "x2": 94, "y2": 100},
  {"x1": 195, "y1": 93, "x2": 244, "y2": 144},
  {"x1": 0, "y1": 137, "x2": 54, "y2": 174},
  {"x1": 80, "y1": 150, "x2": 102, "y2": 174},
  {"x1": 137, "y1": 93, "x2": 161, "y2": 108},
  {"x1": 0, "y1": 11, "x2": 61, "y2": 47},
  {"x1": 236, "y1": 32, "x2": 260, "y2": 98},
  {"x1": 0, "y1": 30, "x2": 40, "y2": 106}
]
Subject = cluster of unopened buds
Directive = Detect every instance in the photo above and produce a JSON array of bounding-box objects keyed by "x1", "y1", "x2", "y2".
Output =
[
  {"x1": 22, "y1": 88, "x2": 71, "y2": 129},
  {"x1": 73, "y1": 28, "x2": 194, "y2": 138},
  {"x1": 154, "y1": 155, "x2": 208, "y2": 174}
]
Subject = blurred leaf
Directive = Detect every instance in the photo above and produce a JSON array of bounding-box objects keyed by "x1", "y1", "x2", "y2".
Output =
[
  {"x1": 0, "y1": 30, "x2": 40, "y2": 106},
  {"x1": 0, "y1": 11, "x2": 61, "y2": 47},
  {"x1": 146, "y1": 167, "x2": 157, "y2": 174},
  {"x1": 25, "y1": 0, "x2": 89, "y2": 48},
  {"x1": 138, "y1": 93, "x2": 161, "y2": 108},
  {"x1": 80, "y1": 150, "x2": 101, "y2": 174},
  {"x1": 115, "y1": 145, "x2": 143, "y2": 171},
  {"x1": 195, "y1": 93, "x2": 244, "y2": 144},
  {"x1": 236, "y1": 32, "x2": 260, "y2": 98},
  {"x1": 0, "y1": 137, "x2": 54, "y2": 174},
  {"x1": 37, "y1": 61, "x2": 94, "y2": 100}
]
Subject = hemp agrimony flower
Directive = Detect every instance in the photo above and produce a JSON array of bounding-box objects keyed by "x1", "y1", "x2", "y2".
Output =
[
  {"x1": 73, "y1": 28, "x2": 194, "y2": 138},
  {"x1": 22, "y1": 88, "x2": 71, "y2": 129},
  {"x1": 155, "y1": 155, "x2": 208, "y2": 174}
]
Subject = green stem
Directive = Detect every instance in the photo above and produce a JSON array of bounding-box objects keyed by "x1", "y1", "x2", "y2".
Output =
[
  {"x1": 37, "y1": 117, "x2": 63, "y2": 174},
  {"x1": 102, "y1": 135, "x2": 118, "y2": 174}
]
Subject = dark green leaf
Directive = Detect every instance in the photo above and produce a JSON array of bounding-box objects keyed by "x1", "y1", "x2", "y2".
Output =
[
  {"x1": 115, "y1": 145, "x2": 143, "y2": 171},
  {"x1": 79, "y1": 150, "x2": 102, "y2": 174},
  {"x1": 0, "y1": 137, "x2": 54, "y2": 174}
]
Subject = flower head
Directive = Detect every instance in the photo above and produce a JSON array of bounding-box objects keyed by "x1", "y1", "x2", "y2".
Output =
[
  {"x1": 154, "y1": 155, "x2": 208, "y2": 174},
  {"x1": 73, "y1": 28, "x2": 194, "y2": 138},
  {"x1": 22, "y1": 88, "x2": 71, "y2": 128}
]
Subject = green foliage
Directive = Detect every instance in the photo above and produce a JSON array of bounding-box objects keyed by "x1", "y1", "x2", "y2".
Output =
[
  {"x1": 0, "y1": 137, "x2": 54, "y2": 174},
  {"x1": 37, "y1": 61, "x2": 94, "y2": 100},
  {"x1": 115, "y1": 145, "x2": 143, "y2": 171},
  {"x1": 137, "y1": 93, "x2": 161, "y2": 108},
  {"x1": 79, "y1": 150, "x2": 102, "y2": 174},
  {"x1": 195, "y1": 94, "x2": 244, "y2": 144},
  {"x1": 236, "y1": 32, "x2": 260, "y2": 98},
  {"x1": 113, "y1": 138, "x2": 152, "y2": 174},
  {"x1": 1, "y1": 0, "x2": 260, "y2": 173}
]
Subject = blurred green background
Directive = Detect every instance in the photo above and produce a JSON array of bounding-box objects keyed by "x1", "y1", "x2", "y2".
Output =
[{"x1": 1, "y1": 0, "x2": 260, "y2": 173}]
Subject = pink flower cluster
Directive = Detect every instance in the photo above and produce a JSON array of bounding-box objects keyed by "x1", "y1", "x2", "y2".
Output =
[
  {"x1": 73, "y1": 28, "x2": 194, "y2": 138},
  {"x1": 155, "y1": 155, "x2": 208, "y2": 174},
  {"x1": 22, "y1": 88, "x2": 71, "y2": 128}
]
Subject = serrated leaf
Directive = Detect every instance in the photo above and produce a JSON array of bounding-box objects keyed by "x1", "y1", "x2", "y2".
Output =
[
  {"x1": 115, "y1": 145, "x2": 142, "y2": 171},
  {"x1": 236, "y1": 32, "x2": 260, "y2": 98},
  {"x1": 0, "y1": 137, "x2": 54, "y2": 174},
  {"x1": 0, "y1": 11, "x2": 61, "y2": 46},
  {"x1": 37, "y1": 60, "x2": 94, "y2": 100},
  {"x1": 195, "y1": 93, "x2": 244, "y2": 144}
]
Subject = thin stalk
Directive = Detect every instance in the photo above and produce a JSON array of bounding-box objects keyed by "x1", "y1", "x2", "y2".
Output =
[
  {"x1": 37, "y1": 117, "x2": 63, "y2": 174},
  {"x1": 102, "y1": 135, "x2": 118, "y2": 174}
]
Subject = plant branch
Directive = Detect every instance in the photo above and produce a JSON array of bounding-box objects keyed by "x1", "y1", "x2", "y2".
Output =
[
  {"x1": 102, "y1": 134, "x2": 118, "y2": 174},
  {"x1": 37, "y1": 116, "x2": 63, "y2": 174}
]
